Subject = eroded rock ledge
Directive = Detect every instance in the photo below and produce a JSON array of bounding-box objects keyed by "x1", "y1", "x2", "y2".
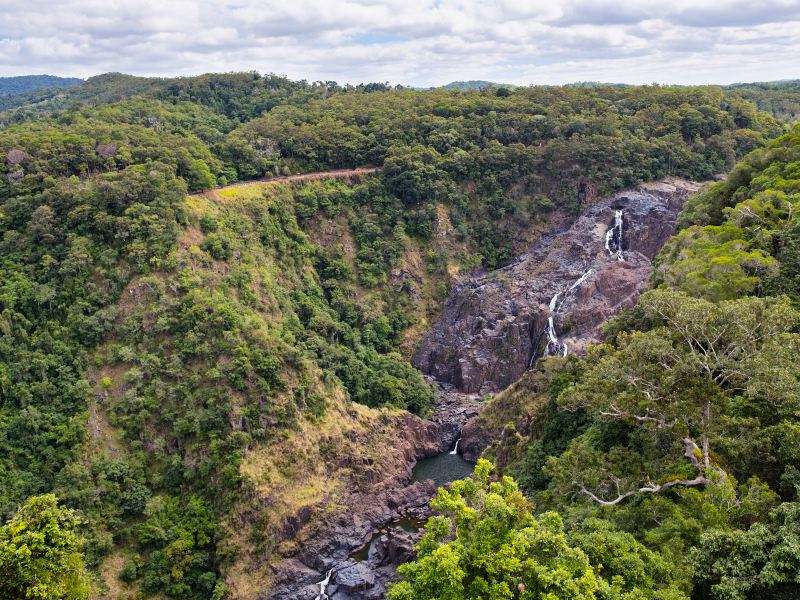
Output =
[
  {"x1": 413, "y1": 179, "x2": 701, "y2": 396},
  {"x1": 265, "y1": 413, "x2": 458, "y2": 600}
]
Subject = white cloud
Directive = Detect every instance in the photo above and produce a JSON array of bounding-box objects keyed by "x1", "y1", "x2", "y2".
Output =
[{"x1": 0, "y1": 0, "x2": 798, "y2": 85}]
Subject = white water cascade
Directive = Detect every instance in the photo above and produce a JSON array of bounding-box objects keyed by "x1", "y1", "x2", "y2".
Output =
[
  {"x1": 544, "y1": 311, "x2": 566, "y2": 357},
  {"x1": 314, "y1": 569, "x2": 333, "y2": 600},
  {"x1": 449, "y1": 437, "x2": 461, "y2": 455},
  {"x1": 543, "y1": 268, "x2": 594, "y2": 358},
  {"x1": 605, "y1": 210, "x2": 625, "y2": 261}
]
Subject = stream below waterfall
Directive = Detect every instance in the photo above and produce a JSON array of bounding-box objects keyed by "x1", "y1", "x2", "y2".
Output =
[
  {"x1": 412, "y1": 442, "x2": 474, "y2": 489},
  {"x1": 348, "y1": 438, "x2": 473, "y2": 564},
  {"x1": 297, "y1": 180, "x2": 702, "y2": 600}
]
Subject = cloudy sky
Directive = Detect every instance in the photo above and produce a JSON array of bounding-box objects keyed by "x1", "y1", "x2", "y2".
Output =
[{"x1": 1, "y1": 0, "x2": 799, "y2": 86}]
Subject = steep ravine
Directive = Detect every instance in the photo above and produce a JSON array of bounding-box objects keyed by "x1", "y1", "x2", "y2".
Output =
[
  {"x1": 271, "y1": 179, "x2": 700, "y2": 599},
  {"x1": 414, "y1": 179, "x2": 700, "y2": 396},
  {"x1": 265, "y1": 415, "x2": 459, "y2": 600}
]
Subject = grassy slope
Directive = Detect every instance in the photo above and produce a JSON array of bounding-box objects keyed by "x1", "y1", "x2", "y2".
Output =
[{"x1": 80, "y1": 178, "x2": 466, "y2": 597}]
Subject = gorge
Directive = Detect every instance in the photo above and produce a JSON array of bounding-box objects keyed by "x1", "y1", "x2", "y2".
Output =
[
  {"x1": 272, "y1": 178, "x2": 701, "y2": 599},
  {"x1": 3, "y1": 70, "x2": 798, "y2": 600}
]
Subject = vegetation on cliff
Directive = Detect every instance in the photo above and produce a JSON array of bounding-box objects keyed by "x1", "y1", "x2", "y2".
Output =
[
  {"x1": 459, "y1": 125, "x2": 800, "y2": 599},
  {"x1": 2, "y1": 72, "x2": 800, "y2": 597}
]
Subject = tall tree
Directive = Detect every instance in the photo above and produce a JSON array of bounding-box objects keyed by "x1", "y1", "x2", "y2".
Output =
[
  {"x1": 0, "y1": 494, "x2": 90, "y2": 600},
  {"x1": 554, "y1": 289, "x2": 799, "y2": 506}
]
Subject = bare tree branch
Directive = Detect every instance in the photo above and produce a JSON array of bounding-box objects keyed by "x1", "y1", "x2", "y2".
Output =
[
  {"x1": 577, "y1": 474, "x2": 708, "y2": 506},
  {"x1": 598, "y1": 405, "x2": 676, "y2": 429}
]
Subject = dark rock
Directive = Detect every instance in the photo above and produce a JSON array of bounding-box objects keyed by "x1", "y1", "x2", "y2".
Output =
[
  {"x1": 263, "y1": 559, "x2": 323, "y2": 600},
  {"x1": 374, "y1": 529, "x2": 417, "y2": 565},
  {"x1": 413, "y1": 179, "x2": 700, "y2": 395},
  {"x1": 460, "y1": 416, "x2": 491, "y2": 462},
  {"x1": 264, "y1": 181, "x2": 702, "y2": 600},
  {"x1": 336, "y1": 562, "x2": 376, "y2": 591}
]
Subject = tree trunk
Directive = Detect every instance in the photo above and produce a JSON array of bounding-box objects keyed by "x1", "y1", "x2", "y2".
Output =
[{"x1": 702, "y1": 399, "x2": 711, "y2": 468}]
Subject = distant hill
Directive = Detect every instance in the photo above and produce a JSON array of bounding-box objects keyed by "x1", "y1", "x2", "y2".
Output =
[
  {"x1": 441, "y1": 80, "x2": 516, "y2": 91},
  {"x1": 565, "y1": 81, "x2": 630, "y2": 88},
  {"x1": 0, "y1": 74, "x2": 82, "y2": 96}
]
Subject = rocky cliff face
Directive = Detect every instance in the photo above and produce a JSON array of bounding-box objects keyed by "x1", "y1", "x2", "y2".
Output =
[
  {"x1": 413, "y1": 179, "x2": 700, "y2": 395},
  {"x1": 266, "y1": 179, "x2": 700, "y2": 600},
  {"x1": 265, "y1": 413, "x2": 459, "y2": 600}
]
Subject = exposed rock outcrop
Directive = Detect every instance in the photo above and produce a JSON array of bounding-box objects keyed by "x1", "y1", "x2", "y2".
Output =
[
  {"x1": 264, "y1": 179, "x2": 701, "y2": 600},
  {"x1": 413, "y1": 179, "x2": 700, "y2": 395},
  {"x1": 264, "y1": 414, "x2": 458, "y2": 600}
]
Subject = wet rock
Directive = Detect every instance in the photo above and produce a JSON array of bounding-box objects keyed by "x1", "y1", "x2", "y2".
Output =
[
  {"x1": 263, "y1": 559, "x2": 323, "y2": 600},
  {"x1": 374, "y1": 529, "x2": 417, "y2": 565},
  {"x1": 262, "y1": 181, "x2": 702, "y2": 600},
  {"x1": 336, "y1": 562, "x2": 376, "y2": 592},
  {"x1": 413, "y1": 179, "x2": 701, "y2": 395},
  {"x1": 460, "y1": 416, "x2": 493, "y2": 462},
  {"x1": 430, "y1": 380, "x2": 485, "y2": 427},
  {"x1": 268, "y1": 410, "x2": 450, "y2": 600}
]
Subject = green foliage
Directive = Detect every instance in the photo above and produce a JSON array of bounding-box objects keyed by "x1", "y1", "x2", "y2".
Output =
[
  {"x1": 0, "y1": 494, "x2": 90, "y2": 600},
  {"x1": 656, "y1": 225, "x2": 778, "y2": 301},
  {"x1": 449, "y1": 115, "x2": 800, "y2": 600},
  {"x1": 388, "y1": 460, "x2": 603, "y2": 599},
  {"x1": 550, "y1": 290, "x2": 799, "y2": 507},
  {"x1": 660, "y1": 126, "x2": 800, "y2": 304},
  {"x1": 2, "y1": 72, "x2": 800, "y2": 598},
  {"x1": 568, "y1": 518, "x2": 685, "y2": 598},
  {"x1": 0, "y1": 159, "x2": 185, "y2": 515},
  {"x1": 136, "y1": 496, "x2": 218, "y2": 598},
  {"x1": 691, "y1": 502, "x2": 800, "y2": 599},
  {"x1": 390, "y1": 461, "x2": 687, "y2": 599}
]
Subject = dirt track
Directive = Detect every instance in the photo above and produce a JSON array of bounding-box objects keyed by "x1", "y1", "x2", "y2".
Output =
[{"x1": 192, "y1": 166, "x2": 381, "y2": 195}]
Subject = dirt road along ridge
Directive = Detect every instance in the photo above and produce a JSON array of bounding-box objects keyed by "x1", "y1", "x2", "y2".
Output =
[{"x1": 191, "y1": 166, "x2": 382, "y2": 196}]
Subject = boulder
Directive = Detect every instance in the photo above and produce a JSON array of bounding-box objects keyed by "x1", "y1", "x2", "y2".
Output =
[{"x1": 336, "y1": 562, "x2": 376, "y2": 592}]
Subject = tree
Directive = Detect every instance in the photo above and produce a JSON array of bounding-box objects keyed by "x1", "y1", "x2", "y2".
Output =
[
  {"x1": 0, "y1": 494, "x2": 90, "y2": 600},
  {"x1": 691, "y1": 502, "x2": 800, "y2": 599},
  {"x1": 655, "y1": 225, "x2": 778, "y2": 302},
  {"x1": 388, "y1": 460, "x2": 603, "y2": 599},
  {"x1": 186, "y1": 159, "x2": 216, "y2": 191},
  {"x1": 555, "y1": 289, "x2": 800, "y2": 506},
  {"x1": 389, "y1": 461, "x2": 686, "y2": 599}
]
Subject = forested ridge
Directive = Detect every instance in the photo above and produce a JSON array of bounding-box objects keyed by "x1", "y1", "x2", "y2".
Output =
[
  {"x1": 0, "y1": 75, "x2": 83, "y2": 98},
  {"x1": 1, "y1": 72, "x2": 799, "y2": 599},
  {"x1": 413, "y1": 127, "x2": 800, "y2": 599}
]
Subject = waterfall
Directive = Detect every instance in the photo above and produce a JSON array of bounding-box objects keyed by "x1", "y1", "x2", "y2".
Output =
[
  {"x1": 568, "y1": 268, "x2": 594, "y2": 291},
  {"x1": 549, "y1": 292, "x2": 560, "y2": 311},
  {"x1": 544, "y1": 268, "x2": 594, "y2": 358},
  {"x1": 605, "y1": 210, "x2": 624, "y2": 261},
  {"x1": 314, "y1": 569, "x2": 333, "y2": 600},
  {"x1": 449, "y1": 437, "x2": 461, "y2": 455},
  {"x1": 536, "y1": 206, "x2": 626, "y2": 365}
]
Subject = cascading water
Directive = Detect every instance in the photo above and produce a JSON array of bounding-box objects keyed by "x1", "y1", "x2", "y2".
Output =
[
  {"x1": 544, "y1": 311, "x2": 564, "y2": 357},
  {"x1": 543, "y1": 268, "x2": 594, "y2": 358},
  {"x1": 568, "y1": 268, "x2": 594, "y2": 292},
  {"x1": 605, "y1": 210, "x2": 624, "y2": 261},
  {"x1": 449, "y1": 437, "x2": 461, "y2": 455},
  {"x1": 314, "y1": 569, "x2": 333, "y2": 600},
  {"x1": 535, "y1": 207, "x2": 625, "y2": 364}
]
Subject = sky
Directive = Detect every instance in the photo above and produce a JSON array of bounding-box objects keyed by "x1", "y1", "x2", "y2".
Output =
[{"x1": 1, "y1": 0, "x2": 799, "y2": 87}]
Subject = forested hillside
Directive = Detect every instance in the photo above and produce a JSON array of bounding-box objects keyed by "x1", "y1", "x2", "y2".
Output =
[
  {"x1": 1, "y1": 72, "x2": 800, "y2": 599},
  {"x1": 442, "y1": 127, "x2": 800, "y2": 599},
  {"x1": 0, "y1": 75, "x2": 82, "y2": 96}
]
